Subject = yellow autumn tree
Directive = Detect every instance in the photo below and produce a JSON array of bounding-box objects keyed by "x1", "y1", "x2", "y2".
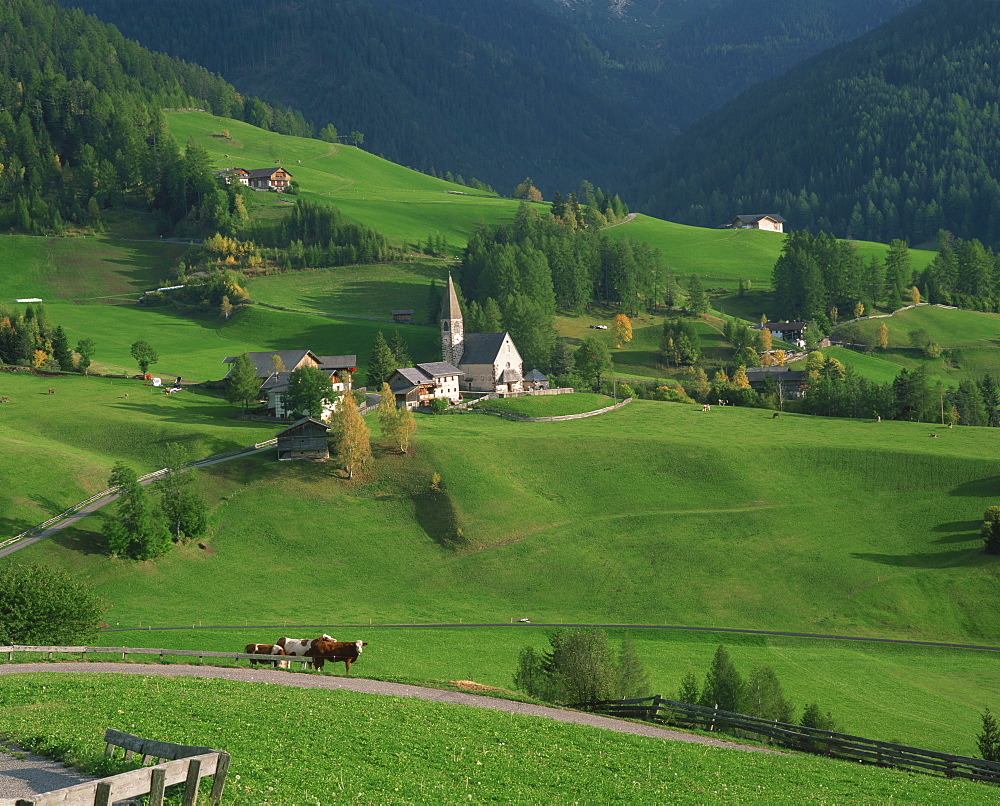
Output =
[
  {"x1": 612, "y1": 314, "x2": 633, "y2": 348},
  {"x1": 909, "y1": 286, "x2": 921, "y2": 304},
  {"x1": 759, "y1": 327, "x2": 773, "y2": 352},
  {"x1": 772, "y1": 349, "x2": 787, "y2": 366},
  {"x1": 334, "y1": 392, "x2": 372, "y2": 479},
  {"x1": 733, "y1": 366, "x2": 751, "y2": 389},
  {"x1": 877, "y1": 322, "x2": 889, "y2": 350},
  {"x1": 853, "y1": 301, "x2": 865, "y2": 319}
]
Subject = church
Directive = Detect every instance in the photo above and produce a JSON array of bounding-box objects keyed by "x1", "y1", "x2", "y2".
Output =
[{"x1": 441, "y1": 275, "x2": 525, "y2": 394}]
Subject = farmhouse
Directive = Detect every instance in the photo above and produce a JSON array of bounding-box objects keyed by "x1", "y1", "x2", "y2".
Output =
[
  {"x1": 745, "y1": 366, "x2": 808, "y2": 399},
  {"x1": 276, "y1": 417, "x2": 330, "y2": 461},
  {"x1": 441, "y1": 275, "x2": 527, "y2": 394},
  {"x1": 244, "y1": 167, "x2": 293, "y2": 191},
  {"x1": 752, "y1": 321, "x2": 807, "y2": 343},
  {"x1": 213, "y1": 168, "x2": 250, "y2": 185},
  {"x1": 389, "y1": 362, "x2": 464, "y2": 409},
  {"x1": 724, "y1": 214, "x2": 785, "y2": 233},
  {"x1": 222, "y1": 350, "x2": 357, "y2": 419}
]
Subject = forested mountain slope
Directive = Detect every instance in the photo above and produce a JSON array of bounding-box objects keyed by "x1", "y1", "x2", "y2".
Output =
[
  {"x1": 635, "y1": 0, "x2": 1000, "y2": 247},
  {"x1": 0, "y1": 0, "x2": 308, "y2": 234},
  {"x1": 68, "y1": 0, "x2": 914, "y2": 194}
]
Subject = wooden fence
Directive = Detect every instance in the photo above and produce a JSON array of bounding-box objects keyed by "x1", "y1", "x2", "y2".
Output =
[
  {"x1": 0, "y1": 729, "x2": 229, "y2": 806},
  {"x1": 579, "y1": 696, "x2": 1000, "y2": 786},
  {"x1": 0, "y1": 645, "x2": 318, "y2": 670}
]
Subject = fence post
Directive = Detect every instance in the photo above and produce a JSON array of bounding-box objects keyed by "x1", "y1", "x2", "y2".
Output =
[
  {"x1": 209, "y1": 752, "x2": 232, "y2": 805},
  {"x1": 182, "y1": 758, "x2": 202, "y2": 806},
  {"x1": 710, "y1": 704, "x2": 718, "y2": 732},
  {"x1": 150, "y1": 767, "x2": 167, "y2": 806},
  {"x1": 650, "y1": 694, "x2": 663, "y2": 723},
  {"x1": 95, "y1": 781, "x2": 113, "y2": 806}
]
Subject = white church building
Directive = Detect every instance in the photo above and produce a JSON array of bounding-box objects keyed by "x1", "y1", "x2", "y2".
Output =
[{"x1": 441, "y1": 275, "x2": 525, "y2": 394}]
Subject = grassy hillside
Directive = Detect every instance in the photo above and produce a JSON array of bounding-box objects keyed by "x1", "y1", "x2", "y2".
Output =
[
  {"x1": 14, "y1": 397, "x2": 1000, "y2": 646},
  {"x1": 166, "y1": 111, "x2": 521, "y2": 252},
  {"x1": 0, "y1": 373, "x2": 276, "y2": 536},
  {"x1": 821, "y1": 305, "x2": 1000, "y2": 384},
  {"x1": 603, "y1": 214, "x2": 935, "y2": 292},
  {"x1": 3, "y1": 673, "x2": 993, "y2": 805}
]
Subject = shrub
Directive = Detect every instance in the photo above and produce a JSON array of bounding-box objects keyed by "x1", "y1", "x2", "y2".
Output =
[{"x1": 0, "y1": 563, "x2": 106, "y2": 644}]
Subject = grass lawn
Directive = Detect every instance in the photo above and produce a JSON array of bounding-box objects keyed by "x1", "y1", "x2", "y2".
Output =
[
  {"x1": 833, "y1": 305, "x2": 1000, "y2": 349},
  {"x1": 2, "y1": 674, "x2": 994, "y2": 805},
  {"x1": 475, "y1": 392, "x2": 614, "y2": 417}
]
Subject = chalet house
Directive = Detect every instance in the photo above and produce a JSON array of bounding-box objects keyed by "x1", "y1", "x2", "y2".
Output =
[
  {"x1": 440, "y1": 275, "x2": 527, "y2": 394},
  {"x1": 276, "y1": 417, "x2": 330, "y2": 461},
  {"x1": 745, "y1": 367, "x2": 808, "y2": 399},
  {"x1": 725, "y1": 214, "x2": 785, "y2": 233},
  {"x1": 389, "y1": 362, "x2": 464, "y2": 409},
  {"x1": 222, "y1": 350, "x2": 357, "y2": 420},
  {"x1": 753, "y1": 321, "x2": 807, "y2": 344},
  {"x1": 244, "y1": 167, "x2": 293, "y2": 191}
]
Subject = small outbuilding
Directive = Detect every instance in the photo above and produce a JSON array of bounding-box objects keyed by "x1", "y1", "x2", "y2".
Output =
[
  {"x1": 724, "y1": 214, "x2": 785, "y2": 233},
  {"x1": 523, "y1": 369, "x2": 550, "y2": 390},
  {"x1": 391, "y1": 309, "x2": 414, "y2": 324},
  {"x1": 275, "y1": 417, "x2": 330, "y2": 461}
]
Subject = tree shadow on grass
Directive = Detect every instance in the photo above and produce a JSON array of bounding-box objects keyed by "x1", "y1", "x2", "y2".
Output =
[
  {"x1": 48, "y1": 524, "x2": 107, "y2": 557},
  {"x1": 930, "y1": 520, "x2": 980, "y2": 544},
  {"x1": 851, "y1": 548, "x2": 980, "y2": 568},
  {"x1": 412, "y1": 488, "x2": 467, "y2": 550},
  {"x1": 0, "y1": 515, "x2": 33, "y2": 538},
  {"x1": 948, "y1": 477, "x2": 1000, "y2": 497}
]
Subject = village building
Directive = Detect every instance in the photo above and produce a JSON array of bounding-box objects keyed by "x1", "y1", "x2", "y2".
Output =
[
  {"x1": 441, "y1": 275, "x2": 526, "y2": 394},
  {"x1": 275, "y1": 417, "x2": 330, "y2": 461},
  {"x1": 388, "y1": 362, "x2": 464, "y2": 409},
  {"x1": 213, "y1": 166, "x2": 294, "y2": 192},
  {"x1": 391, "y1": 309, "x2": 414, "y2": 324},
  {"x1": 222, "y1": 350, "x2": 357, "y2": 420},
  {"x1": 745, "y1": 367, "x2": 808, "y2": 399},
  {"x1": 724, "y1": 214, "x2": 785, "y2": 233},
  {"x1": 752, "y1": 321, "x2": 807, "y2": 345},
  {"x1": 523, "y1": 369, "x2": 551, "y2": 390}
]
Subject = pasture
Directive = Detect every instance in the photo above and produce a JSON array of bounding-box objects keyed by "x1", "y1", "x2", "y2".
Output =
[
  {"x1": 14, "y1": 400, "x2": 1000, "y2": 643},
  {"x1": 0, "y1": 373, "x2": 275, "y2": 536},
  {"x1": 1, "y1": 674, "x2": 994, "y2": 804},
  {"x1": 32, "y1": 301, "x2": 440, "y2": 380},
  {"x1": 60, "y1": 623, "x2": 1000, "y2": 758}
]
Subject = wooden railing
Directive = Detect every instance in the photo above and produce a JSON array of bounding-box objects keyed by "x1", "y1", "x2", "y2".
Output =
[
  {"x1": 0, "y1": 729, "x2": 229, "y2": 806},
  {"x1": 0, "y1": 645, "x2": 316, "y2": 669},
  {"x1": 578, "y1": 696, "x2": 1000, "y2": 786}
]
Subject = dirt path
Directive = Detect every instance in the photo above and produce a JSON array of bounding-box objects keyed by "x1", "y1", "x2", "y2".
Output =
[{"x1": 0, "y1": 663, "x2": 774, "y2": 756}]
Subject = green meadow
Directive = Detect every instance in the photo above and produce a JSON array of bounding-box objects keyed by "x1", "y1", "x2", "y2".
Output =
[
  {"x1": 2, "y1": 674, "x2": 994, "y2": 805},
  {"x1": 475, "y1": 392, "x2": 614, "y2": 416}
]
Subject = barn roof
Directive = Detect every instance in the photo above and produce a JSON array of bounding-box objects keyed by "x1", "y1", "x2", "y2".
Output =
[
  {"x1": 276, "y1": 417, "x2": 329, "y2": 438},
  {"x1": 733, "y1": 213, "x2": 785, "y2": 224},
  {"x1": 317, "y1": 355, "x2": 358, "y2": 370},
  {"x1": 416, "y1": 361, "x2": 463, "y2": 378}
]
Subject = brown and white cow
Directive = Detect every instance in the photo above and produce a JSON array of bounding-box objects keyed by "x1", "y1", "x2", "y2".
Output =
[
  {"x1": 304, "y1": 639, "x2": 368, "y2": 673},
  {"x1": 244, "y1": 643, "x2": 286, "y2": 668},
  {"x1": 275, "y1": 634, "x2": 335, "y2": 659}
]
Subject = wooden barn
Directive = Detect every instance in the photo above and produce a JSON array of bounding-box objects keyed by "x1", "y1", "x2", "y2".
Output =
[{"x1": 276, "y1": 417, "x2": 330, "y2": 461}]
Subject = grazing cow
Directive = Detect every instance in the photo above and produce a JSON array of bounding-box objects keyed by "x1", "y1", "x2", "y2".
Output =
[
  {"x1": 48, "y1": 388, "x2": 55, "y2": 395},
  {"x1": 276, "y1": 634, "x2": 335, "y2": 658},
  {"x1": 244, "y1": 643, "x2": 285, "y2": 668},
  {"x1": 1, "y1": 397, "x2": 8, "y2": 403},
  {"x1": 304, "y1": 639, "x2": 368, "y2": 673}
]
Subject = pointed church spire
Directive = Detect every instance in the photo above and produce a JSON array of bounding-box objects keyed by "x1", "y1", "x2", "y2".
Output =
[{"x1": 441, "y1": 273, "x2": 464, "y2": 366}]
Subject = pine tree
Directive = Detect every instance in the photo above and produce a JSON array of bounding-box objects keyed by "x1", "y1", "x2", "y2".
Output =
[
  {"x1": 156, "y1": 443, "x2": 207, "y2": 542},
  {"x1": 225, "y1": 352, "x2": 261, "y2": 412},
  {"x1": 977, "y1": 707, "x2": 1000, "y2": 761},
  {"x1": 390, "y1": 331, "x2": 411, "y2": 367},
  {"x1": 699, "y1": 646, "x2": 745, "y2": 712},
  {"x1": 51, "y1": 325, "x2": 74, "y2": 371},
  {"x1": 367, "y1": 331, "x2": 398, "y2": 388}
]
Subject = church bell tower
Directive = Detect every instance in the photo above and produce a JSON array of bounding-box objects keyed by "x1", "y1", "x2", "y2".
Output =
[{"x1": 441, "y1": 273, "x2": 464, "y2": 366}]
